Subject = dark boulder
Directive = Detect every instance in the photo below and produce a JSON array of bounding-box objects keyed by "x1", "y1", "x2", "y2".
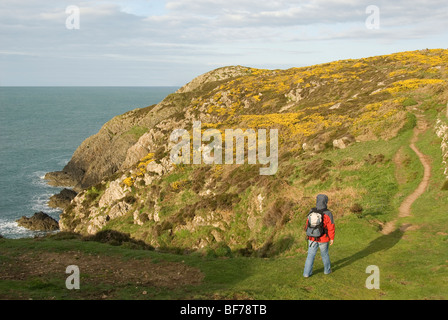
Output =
[
  {"x1": 16, "y1": 212, "x2": 59, "y2": 231},
  {"x1": 48, "y1": 188, "x2": 78, "y2": 210}
]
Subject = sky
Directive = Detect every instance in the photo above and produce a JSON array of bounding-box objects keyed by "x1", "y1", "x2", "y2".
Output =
[{"x1": 1, "y1": 0, "x2": 447, "y2": 86}]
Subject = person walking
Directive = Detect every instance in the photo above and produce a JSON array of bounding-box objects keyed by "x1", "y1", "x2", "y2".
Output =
[{"x1": 303, "y1": 194, "x2": 335, "y2": 278}]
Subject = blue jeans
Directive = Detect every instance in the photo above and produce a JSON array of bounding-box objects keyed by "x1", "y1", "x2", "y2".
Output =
[{"x1": 303, "y1": 241, "x2": 331, "y2": 277}]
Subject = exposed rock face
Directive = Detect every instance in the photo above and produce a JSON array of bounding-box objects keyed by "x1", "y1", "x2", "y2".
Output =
[
  {"x1": 333, "y1": 136, "x2": 355, "y2": 149},
  {"x1": 121, "y1": 130, "x2": 161, "y2": 170},
  {"x1": 86, "y1": 201, "x2": 132, "y2": 235},
  {"x1": 45, "y1": 66, "x2": 238, "y2": 192},
  {"x1": 59, "y1": 156, "x2": 174, "y2": 235},
  {"x1": 435, "y1": 118, "x2": 448, "y2": 179},
  {"x1": 48, "y1": 188, "x2": 78, "y2": 210},
  {"x1": 98, "y1": 180, "x2": 126, "y2": 208},
  {"x1": 176, "y1": 65, "x2": 250, "y2": 94},
  {"x1": 44, "y1": 108, "x2": 147, "y2": 191},
  {"x1": 45, "y1": 103, "x2": 178, "y2": 191},
  {"x1": 16, "y1": 212, "x2": 59, "y2": 231}
]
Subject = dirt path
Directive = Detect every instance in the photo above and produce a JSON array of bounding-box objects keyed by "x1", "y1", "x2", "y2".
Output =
[{"x1": 382, "y1": 115, "x2": 431, "y2": 235}]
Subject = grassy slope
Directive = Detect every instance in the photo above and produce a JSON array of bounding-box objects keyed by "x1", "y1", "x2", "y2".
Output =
[
  {"x1": 2, "y1": 110, "x2": 447, "y2": 300},
  {"x1": 3, "y1": 50, "x2": 448, "y2": 300}
]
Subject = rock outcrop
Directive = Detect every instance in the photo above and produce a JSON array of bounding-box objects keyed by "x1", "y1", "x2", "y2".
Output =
[
  {"x1": 333, "y1": 135, "x2": 355, "y2": 149},
  {"x1": 44, "y1": 103, "x2": 178, "y2": 191},
  {"x1": 16, "y1": 212, "x2": 59, "y2": 231},
  {"x1": 48, "y1": 188, "x2": 78, "y2": 210}
]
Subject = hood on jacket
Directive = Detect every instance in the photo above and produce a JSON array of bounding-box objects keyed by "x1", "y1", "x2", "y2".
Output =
[{"x1": 316, "y1": 194, "x2": 329, "y2": 210}]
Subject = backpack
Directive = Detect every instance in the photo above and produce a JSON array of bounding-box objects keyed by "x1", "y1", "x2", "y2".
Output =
[{"x1": 305, "y1": 208, "x2": 326, "y2": 239}]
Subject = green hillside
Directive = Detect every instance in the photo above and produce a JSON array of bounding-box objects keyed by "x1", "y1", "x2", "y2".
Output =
[{"x1": 1, "y1": 49, "x2": 448, "y2": 300}]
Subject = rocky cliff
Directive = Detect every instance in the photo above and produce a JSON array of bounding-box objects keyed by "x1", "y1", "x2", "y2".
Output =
[{"x1": 47, "y1": 49, "x2": 448, "y2": 256}]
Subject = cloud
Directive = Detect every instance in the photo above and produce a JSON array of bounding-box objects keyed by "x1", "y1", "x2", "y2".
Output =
[
  {"x1": 143, "y1": 0, "x2": 448, "y2": 44},
  {"x1": 163, "y1": 0, "x2": 448, "y2": 30},
  {"x1": 0, "y1": 0, "x2": 447, "y2": 85}
]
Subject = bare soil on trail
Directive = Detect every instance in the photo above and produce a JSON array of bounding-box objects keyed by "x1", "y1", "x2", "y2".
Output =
[
  {"x1": 0, "y1": 249, "x2": 204, "y2": 299},
  {"x1": 382, "y1": 115, "x2": 431, "y2": 235}
]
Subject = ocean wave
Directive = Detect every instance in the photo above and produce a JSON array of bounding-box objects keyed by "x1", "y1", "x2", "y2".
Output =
[
  {"x1": 29, "y1": 170, "x2": 55, "y2": 188},
  {"x1": 0, "y1": 219, "x2": 39, "y2": 239},
  {"x1": 0, "y1": 219, "x2": 59, "y2": 239},
  {"x1": 0, "y1": 170, "x2": 63, "y2": 239},
  {"x1": 30, "y1": 193, "x2": 62, "y2": 217},
  {"x1": 28, "y1": 171, "x2": 63, "y2": 216}
]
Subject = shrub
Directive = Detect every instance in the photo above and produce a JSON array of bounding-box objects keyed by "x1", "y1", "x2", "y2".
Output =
[
  {"x1": 85, "y1": 186, "x2": 101, "y2": 202},
  {"x1": 191, "y1": 166, "x2": 210, "y2": 192},
  {"x1": 125, "y1": 125, "x2": 148, "y2": 139},
  {"x1": 154, "y1": 146, "x2": 167, "y2": 163},
  {"x1": 215, "y1": 193, "x2": 240, "y2": 210},
  {"x1": 138, "y1": 211, "x2": 149, "y2": 224},
  {"x1": 170, "y1": 180, "x2": 188, "y2": 191},
  {"x1": 83, "y1": 230, "x2": 153, "y2": 250},
  {"x1": 48, "y1": 232, "x2": 82, "y2": 240},
  {"x1": 350, "y1": 203, "x2": 364, "y2": 214},
  {"x1": 364, "y1": 153, "x2": 385, "y2": 165},
  {"x1": 301, "y1": 158, "x2": 333, "y2": 183},
  {"x1": 263, "y1": 198, "x2": 296, "y2": 227},
  {"x1": 123, "y1": 194, "x2": 136, "y2": 204},
  {"x1": 338, "y1": 158, "x2": 354, "y2": 167},
  {"x1": 398, "y1": 112, "x2": 417, "y2": 134},
  {"x1": 442, "y1": 180, "x2": 448, "y2": 191},
  {"x1": 206, "y1": 242, "x2": 232, "y2": 258},
  {"x1": 123, "y1": 177, "x2": 134, "y2": 188},
  {"x1": 402, "y1": 97, "x2": 418, "y2": 107}
]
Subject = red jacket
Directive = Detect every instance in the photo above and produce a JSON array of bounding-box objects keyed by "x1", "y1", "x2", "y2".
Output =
[{"x1": 305, "y1": 211, "x2": 335, "y2": 243}]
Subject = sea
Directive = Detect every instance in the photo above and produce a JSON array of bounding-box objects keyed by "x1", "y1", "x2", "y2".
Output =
[{"x1": 0, "y1": 86, "x2": 178, "y2": 239}]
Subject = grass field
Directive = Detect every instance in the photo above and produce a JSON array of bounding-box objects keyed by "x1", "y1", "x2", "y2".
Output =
[{"x1": 1, "y1": 110, "x2": 447, "y2": 301}]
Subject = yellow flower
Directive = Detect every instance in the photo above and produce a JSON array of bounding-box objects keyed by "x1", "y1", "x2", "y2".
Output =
[
  {"x1": 384, "y1": 78, "x2": 445, "y2": 94},
  {"x1": 123, "y1": 177, "x2": 134, "y2": 187}
]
